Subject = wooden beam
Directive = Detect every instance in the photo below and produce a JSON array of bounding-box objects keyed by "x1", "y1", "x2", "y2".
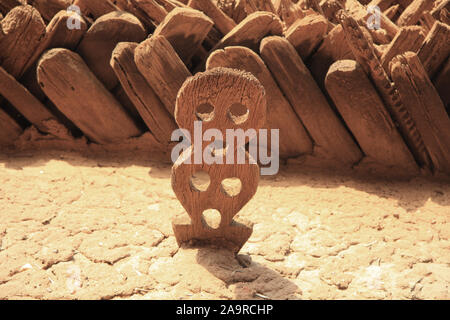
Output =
[
  {"x1": 28, "y1": 0, "x2": 72, "y2": 22},
  {"x1": 0, "y1": 5, "x2": 46, "y2": 78},
  {"x1": 111, "y1": 42, "x2": 178, "y2": 145},
  {"x1": 397, "y1": 0, "x2": 434, "y2": 26},
  {"x1": 134, "y1": 35, "x2": 192, "y2": 116},
  {"x1": 260, "y1": 36, "x2": 363, "y2": 165},
  {"x1": 188, "y1": 0, "x2": 236, "y2": 35},
  {"x1": 325, "y1": 60, "x2": 418, "y2": 171},
  {"x1": 391, "y1": 52, "x2": 450, "y2": 174},
  {"x1": 153, "y1": 7, "x2": 213, "y2": 65},
  {"x1": 77, "y1": 11, "x2": 147, "y2": 90},
  {"x1": 37, "y1": 49, "x2": 142, "y2": 144},
  {"x1": 0, "y1": 107, "x2": 22, "y2": 146}
]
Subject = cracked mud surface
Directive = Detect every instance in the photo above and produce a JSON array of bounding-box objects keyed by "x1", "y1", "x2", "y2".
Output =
[{"x1": 0, "y1": 151, "x2": 449, "y2": 300}]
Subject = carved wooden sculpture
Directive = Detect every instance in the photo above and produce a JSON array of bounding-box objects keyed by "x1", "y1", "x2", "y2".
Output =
[{"x1": 171, "y1": 68, "x2": 266, "y2": 253}]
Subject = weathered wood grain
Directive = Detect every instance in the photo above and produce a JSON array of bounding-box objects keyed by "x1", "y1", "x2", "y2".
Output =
[
  {"x1": 391, "y1": 52, "x2": 450, "y2": 174},
  {"x1": 260, "y1": 36, "x2": 363, "y2": 165},
  {"x1": 0, "y1": 66, "x2": 67, "y2": 135},
  {"x1": 153, "y1": 7, "x2": 213, "y2": 65},
  {"x1": 27, "y1": 0, "x2": 72, "y2": 22},
  {"x1": 417, "y1": 21, "x2": 450, "y2": 79},
  {"x1": 72, "y1": 0, "x2": 119, "y2": 19},
  {"x1": 111, "y1": 42, "x2": 178, "y2": 145},
  {"x1": 0, "y1": 107, "x2": 22, "y2": 146},
  {"x1": 37, "y1": 49, "x2": 142, "y2": 144},
  {"x1": 77, "y1": 11, "x2": 147, "y2": 90},
  {"x1": 433, "y1": 57, "x2": 450, "y2": 111},
  {"x1": 397, "y1": 0, "x2": 434, "y2": 26},
  {"x1": 135, "y1": 35, "x2": 192, "y2": 116},
  {"x1": 189, "y1": 0, "x2": 236, "y2": 35},
  {"x1": 338, "y1": 10, "x2": 432, "y2": 169},
  {"x1": 206, "y1": 46, "x2": 313, "y2": 158},
  {"x1": 211, "y1": 11, "x2": 283, "y2": 52},
  {"x1": 285, "y1": 13, "x2": 328, "y2": 60},
  {"x1": 129, "y1": 0, "x2": 167, "y2": 25},
  {"x1": 325, "y1": 60, "x2": 418, "y2": 171},
  {"x1": 172, "y1": 68, "x2": 266, "y2": 253},
  {"x1": 0, "y1": 5, "x2": 46, "y2": 79},
  {"x1": 380, "y1": 26, "x2": 425, "y2": 73}
]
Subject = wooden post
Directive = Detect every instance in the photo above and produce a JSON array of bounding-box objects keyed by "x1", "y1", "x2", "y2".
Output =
[
  {"x1": 211, "y1": 11, "x2": 283, "y2": 52},
  {"x1": 380, "y1": 26, "x2": 425, "y2": 73},
  {"x1": 206, "y1": 46, "x2": 313, "y2": 158},
  {"x1": 172, "y1": 68, "x2": 266, "y2": 253},
  {"x1": 325, "y1": 60, "x2": 418, "y2": 171},
  {"x1": 417, "y1": 21, "x2": 450, "y2": 79},
  {"x1": 111, "y1": 42, "x2": 178, "y2": 146},
  {"x1": 397, "y1": 0, "x2": 434, "y2": 26},
  {"x1": 0, "y1": 5, "x2": 46, "y2": 79},
  {"x1": 37, "y1": 49, "x2": 142, "y2": 144},
  {"x1": 260, "y1": 36, "x2": 363, "y2": 165},
  {"x1": 338, "y1": 10, "x2": 432, "y2": 170},
  {"x1": 134, "y1": 35, "x2": 192, "y2": 116},
  {"x1": 27, "y1": 0, "x2": 72, "y2": 22},
  {"x1": 153, "y1": 7, "x2": 214, "y2": 65},
  {"x1": 188, "y1": 0, "x2": 236, "y2": 35},
  {"x1": 0, "y1": 66, "x2": 68, "y2": 136},
  {"x1": 391, "y1": 52, "x2": 450, "y2": 174},
  {"x1": 77, "y1": 11, "x2": 147, "y2": 90}
]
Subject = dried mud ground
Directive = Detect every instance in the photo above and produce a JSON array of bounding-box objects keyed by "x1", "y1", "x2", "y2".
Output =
[{"x1": 0, "y1": 151, "x2": 449, "y2": 300}]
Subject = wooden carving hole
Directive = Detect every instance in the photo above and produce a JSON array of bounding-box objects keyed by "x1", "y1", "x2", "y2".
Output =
[
  {"x1": 228, "y1": 103, "x2": 249, "y2": 125},
  {"x1": 196, "y1": 103, "x2": 215, "y2": 122},
  {"x1": 190, "y1": 171, "x2": 210, "y2": 192},
  {"x1": 202, "y1": 209, "x2": 221, "y2": 229},
  {"x1": 221, "y1": 177, "x2": 242, "y2": 197}
]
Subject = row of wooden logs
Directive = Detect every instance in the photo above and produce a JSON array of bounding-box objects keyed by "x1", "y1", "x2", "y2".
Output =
[{"x1": 0, "y1": 0, "x2": 449, "y2": 175}]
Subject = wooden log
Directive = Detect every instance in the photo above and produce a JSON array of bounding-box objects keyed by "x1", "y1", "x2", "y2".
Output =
[
  {"x1": 0, "y1": 107, "x2": 22, "y2": 146},
  {"x1": 338, "y1": 10, "x2": 432, "y2": 170},
  {"x1": 391, "y1": 52, "x2": 450, "y2": 174},
  {"x1": 368, "y1": 0, "x2": 396, "y2": 12},
  {"x1": 260, "y1": 36, "x2": 363, "y2": 165},
  {"x1": 431, "y1": 0, "x2": 450, "y2": 20},
  {"x1": 212, "y1": 11, "x2": 283, "y2": 52},
  {"x1": 433, "y1": 57, "x2": 450, "y2": 110},
  {"x1": 23, "y1": 10, "x2": 88, "y2": 74},
  {"x1": 72, "y1": 0, "x2": 119, "y2": 19},
  {"x1": 0, "y1": 66, "x2": 68, "y2": 135},
  {"x1": 206, "y1": 46, "x2": 314, "y2": 158},
  {"x1": 188, "y1": 0, "x2": 236, "y2": 35},
  {"x1": 308, "y1": 25, "x2": 354, "y2": 90},
  {"x1": 285, "y1": 13, "x2": 328, "y2": 60},
  {"x1": 135, "y1": 35, "x2": 192, "y2": 116},
  {"x1": 0, "y1": 5, "x2": 46, "y2": 79},
  {"x1": 345, "y1": 0, "x2": 399, "y2": 40},
  {"x1": 417, "y1": 21, "x2": 450, "y2": 79},
  {"x1": 325, "y1": 60, "x2": 418, "y2": 171},
  {"x1": 111, "y1": 42, "x2": 178, "y2": 145},
  {"x1": 37, "y1": 49, "x2": 142, "y2": 144},
  {"x1": 380, "y1": 26, "x2": 425, "y2": 73},
  {"x1": 77, "y1": 11, "x2": 147, "y2": 90},
  {"x1": 397, "y1": 0, "x2": 434, "y2": 26},
  {"x1": 153, "y1": 7, "x2": 213, "y2": 65},
  {"x1": 129, "y1": 0, "x2": 167, "y2": 25},
  {"x1": 0, "y1": 0, "x2": 25, "y2": 15},
  {"x1": 27, "y1": 0, "x2": 72, "y2": 22},
  {"x1": 321, "y1": 0, "x2": 343, "y2": 24}
]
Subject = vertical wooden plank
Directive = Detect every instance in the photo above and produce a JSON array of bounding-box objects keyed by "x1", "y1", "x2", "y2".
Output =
[
  {"x1": 260, "y1": 36, "x2": 363, "y2": 165},
  {"x1": 153, "y1": 7, "x2": 213, "y2": 65},
  {"x1": 0, "y1": 107, "x2": 22, "y2": 146},
  {"x1": 391, "y1": 52, "x2": 450, "y2": 173},
  {"x1": 134, "y1": 35, "x2": 192, "y2": 116},
  {"x1": 77, "y1": 11, "x2": 147, "y2": 90},
  {"x1": 325, "y1": 60, "x2": 418, "y2": 171},
  {"x1": 111, "y1": 42, "x2": 178, "y2": 145},
  {"x1": 37, "y1": 49, "x2": 142, "y2": 144},
  {"x1": 0, "y1": 5, "x2": 46, "y2": 78}
]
